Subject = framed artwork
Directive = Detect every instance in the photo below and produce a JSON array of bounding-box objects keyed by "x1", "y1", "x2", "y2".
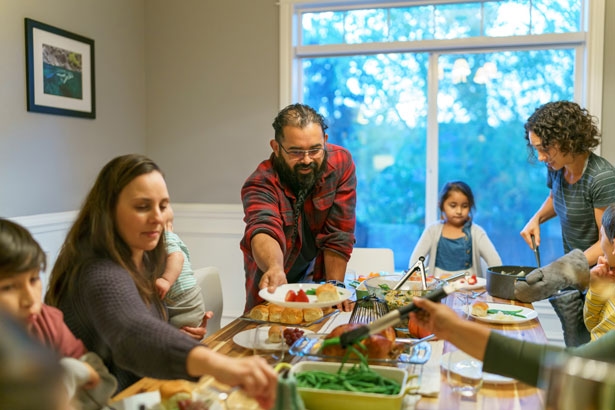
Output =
[{"x1": 25, "y1": 18, "x2": 95, "y2": 118}]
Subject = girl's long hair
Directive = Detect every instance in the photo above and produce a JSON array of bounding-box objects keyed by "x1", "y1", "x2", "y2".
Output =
[{"x1": 45, "y1": 154, "x2": 166, "y2": 314}]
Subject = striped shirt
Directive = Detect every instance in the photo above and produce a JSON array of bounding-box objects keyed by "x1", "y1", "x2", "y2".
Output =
[
  {"x1": 164, "y1": 231, "x2": 197, "y2": 300},
  {"x1": 584, "y1": 281, "x2": 615, "y2": 341},
  {"x1": 548, "y1": 153, "x2": 615, "y2": 253}
]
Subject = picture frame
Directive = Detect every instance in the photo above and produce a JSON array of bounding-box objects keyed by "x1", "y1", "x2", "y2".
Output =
[{"x1": 25, "y1": 18, "x2": 95, "y2": 119}]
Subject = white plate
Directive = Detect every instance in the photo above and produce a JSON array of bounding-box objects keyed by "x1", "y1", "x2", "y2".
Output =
[
  {"x1": 469, "y1": 303, "x2": 538, "y2": 324},
  {"x1": 258, "y1": 283, "x2": 352, "y2": 308},
  {"x1": 113, "y1": 391, "x2": 224, "y2": 410},
  {"x1": 455, "y1": 276, "x2": 486, "y2": 290},
  {"x1": 233, "y1": 326, "x2": 314, "y2": 350},
  {"x1": 440, "y1": 352, "x2": 516, "y2": 384}
]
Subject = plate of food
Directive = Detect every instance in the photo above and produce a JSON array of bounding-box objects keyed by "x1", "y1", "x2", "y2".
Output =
[
  {"x1": 233, "y1": 325, "x2": 314, "y2": 351},
  {"x1": 440, "y1": 352, "x2": 516, "y2": 384},
  {"x1": 468, "y1": 302, "x2": 538, "y2": 324},
  {"x1": 258, "y1": 283, "x2": 352, "y2": 309},
  {"x1": 455, "y1": 276, "x2": 486, "y2": 290}
]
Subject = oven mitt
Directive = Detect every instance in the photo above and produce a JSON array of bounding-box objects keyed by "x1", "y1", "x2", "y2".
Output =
[
  {"x1": 548, "y1": 289, "x2": 591, "y2": 347},
  {"x1": 514, "y1": 249, "x2": 590, "y2": 302}
]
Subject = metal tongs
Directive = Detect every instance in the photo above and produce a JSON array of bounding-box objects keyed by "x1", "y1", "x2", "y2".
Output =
[
  {"x1": 330, "y1": 283, "x2": 457, "y2": 348},
  {"x1": 394, "y1": 256, "x2": 427, "y2": 290},
  {"x1": 531, "y1": 234, "x2": 541, "y2": 267}
]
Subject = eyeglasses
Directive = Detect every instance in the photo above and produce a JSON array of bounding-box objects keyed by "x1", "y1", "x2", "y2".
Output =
[{"x1": 279, "y1": 144, "x2": 325, "y2": 160}]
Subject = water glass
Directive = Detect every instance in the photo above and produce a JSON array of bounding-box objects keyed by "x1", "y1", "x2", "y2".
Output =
[
  {"x1": 447, "y1": 349, "x2": 483, "y2": 397},
  {"x1": 452, "y1": 290, "x2": 472, "y2": 319}
]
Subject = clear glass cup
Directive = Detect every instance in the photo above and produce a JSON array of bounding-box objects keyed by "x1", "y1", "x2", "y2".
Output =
[
  {"x1": 447, "y1": 349, "x2": 483, "y2": 397},
  {"x1": 452, "y1": 290, "x2": 472, "y2": 319},
  {"x1": 252, "y1": 324, "x2": 285, "y2": 365}
]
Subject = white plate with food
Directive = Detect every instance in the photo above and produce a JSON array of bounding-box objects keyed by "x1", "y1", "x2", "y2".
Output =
[
  {"x1": 258, "y1": 283, "x2": 352, "y2": 308},
  {"x1": 455, "y1": 276, "x2": 486, "y2": 290},
  {"x1": 233, "y1": 326, "x2": 314, "y2": 350},
  {"x1": 468, "y1": 302, "x2": 538, "y2": 324},
  {"x1": 440, "y1": 352, "x2": 516, "y2": 384}
]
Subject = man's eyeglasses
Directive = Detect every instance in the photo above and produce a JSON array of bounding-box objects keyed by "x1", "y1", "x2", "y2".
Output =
[{"x1": 279, "y1": 144, "x2": 325, "y2": 160}]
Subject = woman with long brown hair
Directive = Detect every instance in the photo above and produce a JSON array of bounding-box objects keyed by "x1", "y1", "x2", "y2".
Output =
[{"x1": 46, "y1": 154, "x2": 277, "y2": 407}]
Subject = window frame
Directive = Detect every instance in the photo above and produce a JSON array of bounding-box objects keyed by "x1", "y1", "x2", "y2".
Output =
[{"x1": 279, "y1": 0, "x2": 605, "y2": 225}]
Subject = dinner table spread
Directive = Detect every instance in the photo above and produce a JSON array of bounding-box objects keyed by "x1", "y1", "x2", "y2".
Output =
[{"x1": 112, "y1": 282, "x2": 549, "y2": 410}]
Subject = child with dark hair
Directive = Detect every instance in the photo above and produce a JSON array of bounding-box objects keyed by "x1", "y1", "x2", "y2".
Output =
[
  {"x1": 0, "y1": 218, "x2": 116, "y2": 409},
  {"x1": 584, "y1": 204, "x2": 615, "y2": 340},
  {"x1": 409, "y1": 181, "x2": 502, "y2": 278}
]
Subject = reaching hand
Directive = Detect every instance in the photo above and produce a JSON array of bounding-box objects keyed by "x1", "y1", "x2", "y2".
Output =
[
  {"x1": 259, "y1": 269, "x2": 288, "y2": 293},
  {"x1": 520, "y1": 218, "x2": 541, "y2": 249}
]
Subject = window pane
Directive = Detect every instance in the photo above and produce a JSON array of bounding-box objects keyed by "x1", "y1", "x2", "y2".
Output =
[
  {"x1": 303, "y1": 53, "x2": 429, "y2": 269},
  {"x1": 438, "y1": 49, "x2": 575, "y2": 266},
  {"x1": 434, "y1": 2, "x2": 482, "y2": 39},
  {"x1": 484, "y1": 0, "x2": 530, "y2": 37},
  {"x1": 389, "y1": 6, "x2": 435, "y2": 41},
  {"x1": 301, "y1": 11, "x2": 345, "y2": 45},
  {"x1": 531, "y1": 0, "x2": 582, "y2": 34}
]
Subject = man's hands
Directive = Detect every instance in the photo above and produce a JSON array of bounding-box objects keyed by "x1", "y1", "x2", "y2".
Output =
[{"x1": 259, "y1": 268, "x2": 288, "y2": 293}]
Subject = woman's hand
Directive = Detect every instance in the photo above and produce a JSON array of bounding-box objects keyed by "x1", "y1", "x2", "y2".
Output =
[{"x1": 520, "y1": 217, "x2": 541, "y2": 249}]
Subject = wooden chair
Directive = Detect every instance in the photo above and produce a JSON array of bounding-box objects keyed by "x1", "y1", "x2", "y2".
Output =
[{"x1": 346, "y1": 247, "x2": 395, "y2": 277}]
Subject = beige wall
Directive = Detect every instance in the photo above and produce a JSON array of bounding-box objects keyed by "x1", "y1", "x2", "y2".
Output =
[
  {"x1": 0, "y1": 0, "x2": 614, "y2": 217},
  {"x1": 145, "y1": 0, "x2": 278, "y2": 204},
  {"x1": 0, "y1": 0, "x2": 147, "y2": 217}
]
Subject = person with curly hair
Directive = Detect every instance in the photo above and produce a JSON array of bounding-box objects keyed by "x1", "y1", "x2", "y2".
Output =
[{"x1": 520, "y1": 101, "x2": 615, "y2": 267}]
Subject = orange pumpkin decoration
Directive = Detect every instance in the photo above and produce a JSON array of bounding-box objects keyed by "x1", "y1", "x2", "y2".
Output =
[{"x1": 407, "y1": 317, "x2": 432, "y2": 339}]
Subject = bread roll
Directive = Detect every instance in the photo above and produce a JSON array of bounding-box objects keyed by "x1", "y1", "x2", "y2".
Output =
[
  {"x1": 248, "y1": 305, "x2": 269, "y2": 321},
  {"x1": 280, "y1": 307, "x2": 303, "y2": 324},
  {"x1": 268, "y1": 304, "x2": 284, "y2": 323},
  {"x1": 303, "y1": 307, "x2": 324, "y2": 322},
  {"x1": 159, "y1": 380, "x2": 192, "y2": 410},
  {"x1": 471, "y1": 301, "x2": 489, "y2": 317},
  {"x1": 267, "y1": 325, "x2": 285, "y2": 343},
  {"x1": 315, "y1": 283, "x2": 339, "y2": 302}
]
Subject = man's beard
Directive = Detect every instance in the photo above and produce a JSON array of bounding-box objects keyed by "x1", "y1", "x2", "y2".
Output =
[{"x1": 273, "y1": 151, "x2": 327, "y2": 195}]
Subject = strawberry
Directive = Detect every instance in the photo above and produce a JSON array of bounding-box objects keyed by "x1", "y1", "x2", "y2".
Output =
[
  {"x1": 284, "y1": 290, "x2": 297, "y2": 302},
  {"x1": 468, "y1": 275, "x2": 478, "y2": 285},
  {"x1": 295, "y1": 289, "x2": 309, "y2": 303}
]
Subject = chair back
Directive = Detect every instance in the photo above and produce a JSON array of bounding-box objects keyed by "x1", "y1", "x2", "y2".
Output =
[
  {"x1": 347, "y1": 247, "x2": 395, "y2": 277},
  {"x1": 194, "y1": 266, "x2": 223, "y2": 334}
]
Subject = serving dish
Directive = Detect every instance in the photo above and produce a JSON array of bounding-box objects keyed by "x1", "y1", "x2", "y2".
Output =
[
  {"x1": 240, "y1": 308, "x2": 339, "y2": 327},
  {"x1": 288, "y1": 333, "x2": 432, "y2": 365},
  {"x1": 258, "y1": 283, "x2": 352, "y2": 308},
  {"x1": 291, "y1": 361, "x2": 411, "y2": 410},
  {"x1": 486, "y1": 265, "x2": 534, "y2": 300}
]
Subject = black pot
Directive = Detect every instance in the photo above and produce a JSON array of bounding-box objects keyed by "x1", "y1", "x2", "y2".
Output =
[{"x1": 486, "y1": 265, "x2": 535, "y2": 300}]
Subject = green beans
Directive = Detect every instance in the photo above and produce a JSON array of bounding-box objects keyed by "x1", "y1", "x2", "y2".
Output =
[{"x1": 295, "y1": 346, "x2": 401, "y2": 395}]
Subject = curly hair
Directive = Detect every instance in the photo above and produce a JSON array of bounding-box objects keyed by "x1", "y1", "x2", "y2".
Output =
[
  {"x1": 272, "y1": 103, "x2": 328, "y2": 143},
  {"x1": 524, "y1": 101, "x2": 600, "y2": 159}
]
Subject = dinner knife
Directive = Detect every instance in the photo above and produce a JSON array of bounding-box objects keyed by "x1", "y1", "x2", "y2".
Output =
[{"x1": 337, "y1": 283, "x2": 456, "y2": 348}]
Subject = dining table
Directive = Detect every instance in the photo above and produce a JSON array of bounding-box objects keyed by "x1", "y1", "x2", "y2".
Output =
[{"x1": 112, "y1": 286, "x2": 549, "y2": 410}]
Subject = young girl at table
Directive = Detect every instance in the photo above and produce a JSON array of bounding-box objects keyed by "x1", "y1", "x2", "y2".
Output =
[
  {"x1": 44, "y1": 154, "x2": 277, "y2": 408},
  {"x1": 155, "y1": 205, "x2": 211, "y2": 329},
  {"x1": 584, "y1": 204, "x2": 615, "y2": 340},
  {"x1": 409, "y1": 181, "x2": 502, "y2": 278},
  {"x1": 0, "y1": 218, "x2": 116, "y2": 409}
]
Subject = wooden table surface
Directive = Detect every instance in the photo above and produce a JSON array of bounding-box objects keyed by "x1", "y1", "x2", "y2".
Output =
[{"x1": 112, "y1": 290, "x2": 548, "y2": 410}]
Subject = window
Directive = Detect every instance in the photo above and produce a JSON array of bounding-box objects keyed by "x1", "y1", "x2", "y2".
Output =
[{"x1": 280, "y1": 0, "x2": 604, "y2": 271}]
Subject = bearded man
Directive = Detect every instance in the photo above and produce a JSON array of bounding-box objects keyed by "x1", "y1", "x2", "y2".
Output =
[{"x1": 240, "y1": 103, "x2": 356, "y2": 312}]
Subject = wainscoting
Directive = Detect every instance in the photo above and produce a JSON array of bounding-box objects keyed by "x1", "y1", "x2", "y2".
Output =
[{"x1": 12, "y1": 203, "x2": 564, "y2": 344}]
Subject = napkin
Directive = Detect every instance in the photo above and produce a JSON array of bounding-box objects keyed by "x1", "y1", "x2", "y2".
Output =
[{"x1": 417, "y1": 340, "x2": 444, "y2": 397}]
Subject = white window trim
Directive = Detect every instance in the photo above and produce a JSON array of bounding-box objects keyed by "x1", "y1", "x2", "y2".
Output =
[{"x1": 279, "y1": 0, "x2": 605, "y2": 149}]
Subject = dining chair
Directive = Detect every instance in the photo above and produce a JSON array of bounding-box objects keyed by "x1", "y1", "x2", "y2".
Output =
[
  {"x1": 194, "y1": 266, "x2": 223, "y2": 335},
  {"x1": 346, "y1": 247, "x2": 396, "y2": 277}
]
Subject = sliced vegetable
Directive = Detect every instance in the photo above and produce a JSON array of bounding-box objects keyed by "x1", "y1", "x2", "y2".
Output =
[{"x1": 487, "y1": 308, "x2": 526, "y2": 318}]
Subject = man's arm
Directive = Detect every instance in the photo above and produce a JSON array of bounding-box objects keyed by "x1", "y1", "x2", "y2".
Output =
[{"x1": 251, "y1": 233, "x2": 288, "y2": 292}]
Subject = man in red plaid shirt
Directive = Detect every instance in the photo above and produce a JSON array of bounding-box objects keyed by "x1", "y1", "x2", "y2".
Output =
[{"x1": 241, "y1": 104, "x2": 356, "y2": 312}]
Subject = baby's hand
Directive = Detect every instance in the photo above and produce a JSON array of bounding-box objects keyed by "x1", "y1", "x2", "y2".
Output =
[
  {"x1": 590, "y1": 256, "x2": 615, "y2": 283},
  {"x1": 155, "y1": 278, "x2": 171, "y2": 299}
]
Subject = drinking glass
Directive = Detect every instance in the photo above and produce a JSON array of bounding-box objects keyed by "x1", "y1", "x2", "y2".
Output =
[
  {"x1": 447, "y1": 349, "x2": 483, "y2": 397},
  {"x1": 252, "y1": 324, "x2": 285, "y2": 365},
  {"x1": 452, "y1": 290, "x2": 472, "y2": 319}
]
